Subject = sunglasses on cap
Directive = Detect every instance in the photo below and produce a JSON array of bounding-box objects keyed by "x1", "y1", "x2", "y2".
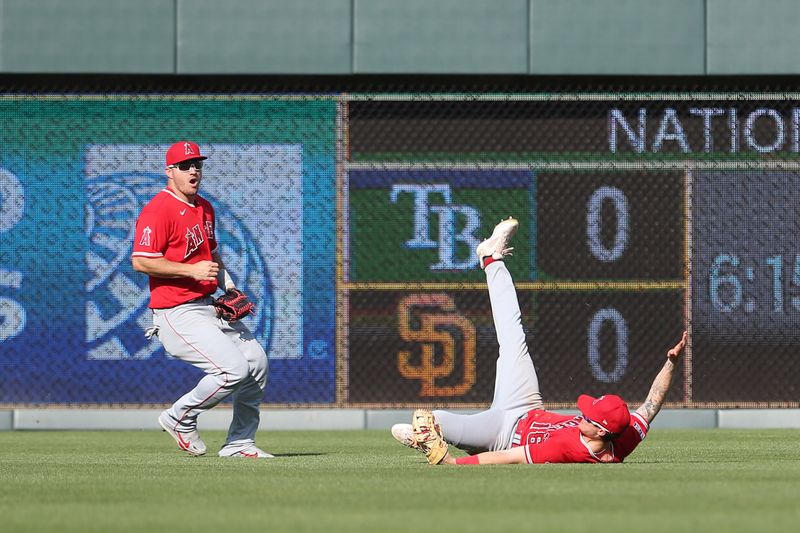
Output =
[
  {"x1": 583, "y1": 416, "x2": 608, "y2": 432},
  {"x1": 168, "y1": 160, "x2": 204, "y2": 171}
]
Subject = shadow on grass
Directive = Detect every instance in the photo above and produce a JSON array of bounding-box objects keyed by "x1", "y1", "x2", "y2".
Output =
[{"x1": 271, "y1": 452, "x2": 326, "y2": 458}]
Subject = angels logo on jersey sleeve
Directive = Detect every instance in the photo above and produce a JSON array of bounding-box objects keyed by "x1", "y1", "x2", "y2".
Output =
[
  {"x1": 132, "y1": 212, "x2": 164, "y2": 258},
  {"x1": 139, "y1": 226, "x2": 152, "y2": 247}
]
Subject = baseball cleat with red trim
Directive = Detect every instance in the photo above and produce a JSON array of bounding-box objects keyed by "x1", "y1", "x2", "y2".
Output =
[
  {"x1": 476, "y1": 217, "x2": 518, "y2": 269},
  {"x1": 391, "y1": 423, "x2": 420, "y2": 450},
  {"x1": 218, "y1": 440, "x2": 274, "y2": 458},
  {"x1": 158, "y1": 411, "x2": 207, "y2": 456}
]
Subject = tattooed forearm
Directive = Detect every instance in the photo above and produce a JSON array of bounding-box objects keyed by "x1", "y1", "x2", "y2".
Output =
[
  {"x1": 636, "y1": 361, "x2": 676, "y2": 423},
  {"x1": 636, "y1": 332, "x2": 687, "y2": 424},
  {"x1": 640, "y1": 399, "x2": 659, "y2": 421}
]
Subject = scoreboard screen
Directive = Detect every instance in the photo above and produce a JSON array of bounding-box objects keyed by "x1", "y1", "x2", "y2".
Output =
[{"x1": 343, "y1": 94, "x2": 800, "y2": 408}]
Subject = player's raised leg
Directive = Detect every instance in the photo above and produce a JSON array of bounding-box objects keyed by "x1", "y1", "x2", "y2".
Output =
[
  {"x1": 472, "y1": 217, "x2": 543, "y2": 413},
  {"x1": 441, "y1": 218, "x2": 542, "y2": 447},
  {"x1": 483, "y1": 266, "x2": 543, "y2": 412},
  {"x1": 396, "y1": 217, "x2": 541, "y2": 454}
]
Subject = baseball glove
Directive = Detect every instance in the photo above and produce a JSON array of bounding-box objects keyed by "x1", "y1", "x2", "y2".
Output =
[
  {"x1": 212, "y1": 288, "x2": 254, "y2": 322},
  {"x1": 412, "y1": 409, "x2": 449, "y2": 465}
]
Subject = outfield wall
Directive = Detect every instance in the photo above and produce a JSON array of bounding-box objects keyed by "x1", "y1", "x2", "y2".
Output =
[
  {"x1": 3, "y1": 89, "x2": 800, "y2": 412},
  {"x1": 2, "y1": 0, "x2": 798, "y2": 76},
  {"x1": 1, "y1": 408, "x2": 800, "y2": 431}
]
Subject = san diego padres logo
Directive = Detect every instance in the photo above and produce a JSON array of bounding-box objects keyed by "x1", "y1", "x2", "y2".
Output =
[{"x1": 397, "y1": 294, "x2": 476, "y2": 397}]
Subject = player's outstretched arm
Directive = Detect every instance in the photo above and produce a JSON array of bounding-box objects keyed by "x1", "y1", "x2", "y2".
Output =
[
  {"x1": 635, "y1": 331, "x2": 688, "y2": 424},
  {"x1": 443, "y1": 446, "x2": 527, "y2": 465}
]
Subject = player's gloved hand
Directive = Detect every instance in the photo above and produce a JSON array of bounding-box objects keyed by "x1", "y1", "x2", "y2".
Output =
[
  {"x1": 412, "y1": 409, "x2": 449, "y2": 465},
  {"x1": 212, "y1": 288, "x2": 255, "y2": 322}
]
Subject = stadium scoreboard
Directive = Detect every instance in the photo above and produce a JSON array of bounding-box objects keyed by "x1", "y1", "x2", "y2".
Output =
[{"x1": 344, "y1": 94, "x2": 800, "y2": 407}]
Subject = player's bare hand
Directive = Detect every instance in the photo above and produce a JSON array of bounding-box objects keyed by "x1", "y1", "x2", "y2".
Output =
[
  {"x1": 189, "y1": 260, "x2": 219, "y2": 281},
  {"x1": 667, "y1": 331, "x2": 688, "y2": 362}
]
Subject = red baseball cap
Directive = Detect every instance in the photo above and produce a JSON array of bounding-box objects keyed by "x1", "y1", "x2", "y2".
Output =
[
  {"x1": 577, "y1": 394, "x2": 630, "y2": 435},
  {"x1": 166, "y1": 141, "x2": 207, "y2": 166}
]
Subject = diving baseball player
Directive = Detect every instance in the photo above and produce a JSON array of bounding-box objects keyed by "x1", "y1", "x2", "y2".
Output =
[
  {"x1": 393, "y1": 217, "x2": 688, "y2": 465},
  {"x1": 132, "y1": 141, "x2": 271, "y2": 458}
]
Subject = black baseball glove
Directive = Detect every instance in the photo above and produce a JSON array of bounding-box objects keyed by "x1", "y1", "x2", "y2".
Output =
[{"x1": 212, "y1": 288, "x2": 255, "y2": 322}]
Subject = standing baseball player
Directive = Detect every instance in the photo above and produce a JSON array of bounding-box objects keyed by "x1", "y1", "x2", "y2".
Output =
[
  {"x1": 132, "y1": 141, "x2": 272, "y2": 458},
  {"x1": 392, "y1": 217, "x2": 688, "y2": 465}
]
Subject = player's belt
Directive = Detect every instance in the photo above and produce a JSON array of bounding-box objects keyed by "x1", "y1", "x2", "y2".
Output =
[
  {"x1": 510, "y1": 413, "x2": 527, "y2": 447},
  {"x1": 159, "y1": 295, "x2": 212, "y2": 309},
  {"x1": 182, "y1": 295, "x2": 212, "y2": 305}
]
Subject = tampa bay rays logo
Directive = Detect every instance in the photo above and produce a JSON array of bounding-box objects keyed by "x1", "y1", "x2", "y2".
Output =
[
  {"x1": 390, "y1": 184, "x2": 481, "y2": 270},
  {"x1": 85, "y1": 172, "x2": 272, "y2": 360}
]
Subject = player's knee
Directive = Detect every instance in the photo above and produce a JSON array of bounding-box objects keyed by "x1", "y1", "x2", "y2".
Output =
[
  {"x1": 241, "y1": 345, "x2": 268, "y2": 383},
  {"x1": 224, "y1": 359, "x2": 251, "y2": 387},
  {"x1": 251, "y1": 352, "x2": 268, "y2": 378}
]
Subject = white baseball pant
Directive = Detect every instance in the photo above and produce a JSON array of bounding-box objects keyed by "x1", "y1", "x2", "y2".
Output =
[
  {"x1": 434, "y1": 261, "x2": 543, "y2": 452},
  {"x1": 152, "y1": 296, "x2": 268, "y2": 446}
]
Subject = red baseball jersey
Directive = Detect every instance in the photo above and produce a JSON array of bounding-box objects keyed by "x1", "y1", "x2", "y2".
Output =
[
  {"x1": 511, "y1": 409, "x2": 649, "y2": 464},
  {"x1": 132, "y1": 188, "x2": 219, "y2": 308}
]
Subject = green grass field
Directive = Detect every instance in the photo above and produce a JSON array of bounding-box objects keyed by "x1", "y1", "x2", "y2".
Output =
[{"x1": 1, "y1": 429, "x2": 799, "y2": 533}]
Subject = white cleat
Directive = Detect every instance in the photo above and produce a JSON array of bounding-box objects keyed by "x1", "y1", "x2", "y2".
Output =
[
  {"x1": 158, "y1": 410, "x2": 207, "y2": 456},
  {"x1": 391, "y1": 423, "x2": 420, "y2": 450},
  {"x1": 476, "y1": 217, "x2": 519, "y2": 269},
  {"x1": 218, "y1": 441, "x2": 275, "y2": 458}
]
